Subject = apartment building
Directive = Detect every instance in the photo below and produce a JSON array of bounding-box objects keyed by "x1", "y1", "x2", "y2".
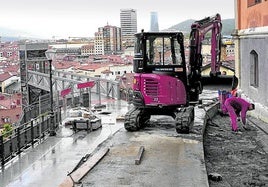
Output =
[
  {"x1": 81, "y1": 42, "x2": 94, "y2": 56},
  {"x1": 94, "y1": 25, "x2": 122, "y2": 55},
  {"x1": 94, "y1": 30, "x2": 105, "y2": 55},
  {"x1": 0, "y1": 42, "x2": 19, "y2": 62}
]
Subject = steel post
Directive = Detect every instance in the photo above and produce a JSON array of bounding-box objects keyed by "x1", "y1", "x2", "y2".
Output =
[
  {"x1": 0, "y1": 136, "x2": 4, "y2": 166},
  {"x1": 49, "y1": 59, "x2": 56, "y2": 136}
]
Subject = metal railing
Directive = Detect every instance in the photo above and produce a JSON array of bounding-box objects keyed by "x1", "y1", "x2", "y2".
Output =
[
  {"x1": 27, "y1": 70, "x2": 121, "y2": 100},
  {"x1": 0, "y1": 114, "x2": 51, "y2": 166}
]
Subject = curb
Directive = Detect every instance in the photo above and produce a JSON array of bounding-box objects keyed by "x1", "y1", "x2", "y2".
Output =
[
  {"x1": 200, "y1": 101, "x2": 220, "y2": 187},
  {"x1": 202, "y1": 102, "x2": 220, "y2": 137}
]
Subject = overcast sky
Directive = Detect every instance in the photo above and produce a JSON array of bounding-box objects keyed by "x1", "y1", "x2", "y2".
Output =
[{"x1": 0, "y1": 0, "x2": 235, "y2": 39}]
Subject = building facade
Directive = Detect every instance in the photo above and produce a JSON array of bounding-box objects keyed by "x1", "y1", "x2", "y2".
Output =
[
  {"x1": 235, "y1": 0, "x2": 268, "y2": 121},
  {"x1": 94, "y1": 25, "x2": 122, "y2": 55},
  {"x1": 81, "y1": 42, "x2": 95, "y2": 56},
  {"x1": 0, "y1": 73, "x2": 19, "y2": 93},
  {"x1": 94, "y1": 30, "x2": 105, "y2": 55},
  {"x1": 120, "y1": 9, "x2": 137, "y2": 46},
  {"x1": 0, "y1": 42, "x2": 19, "y2": 62},
  {"x1": 150, "y1": 12, "x2": 159, "y2": 32},
  {"x1": 102, "y1": 25, "x2": 122, "y2": 55}
]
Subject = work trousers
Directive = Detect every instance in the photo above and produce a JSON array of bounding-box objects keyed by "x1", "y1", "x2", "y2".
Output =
[{"x1": 225, "y1": 103, "x2": 239, "y2": 131}]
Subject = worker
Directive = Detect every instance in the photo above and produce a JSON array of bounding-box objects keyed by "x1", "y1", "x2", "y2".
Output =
[{"x1": 224, "y1": 97, "x2": 255, "y2": 132}]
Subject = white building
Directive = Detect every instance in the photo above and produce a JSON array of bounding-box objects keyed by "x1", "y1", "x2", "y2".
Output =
[{"x1": 94, "y1": 31, "x2": 105, "y2": 55}]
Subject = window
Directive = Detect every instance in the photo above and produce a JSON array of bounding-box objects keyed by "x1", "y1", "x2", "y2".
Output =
[
  {"x1": 250, "y1": 50, "x2": 259, "y2": 87},
  {"x1": 146, "y1": 36, "x2": 182, "y2": 66},
  {"x1": 248, "y1": 0, "x2": 262, "y2": 7}
]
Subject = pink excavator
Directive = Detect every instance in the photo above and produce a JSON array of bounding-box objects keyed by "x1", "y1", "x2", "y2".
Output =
[{"x1": 124, "y1": 14, "x2": 223, "y2": 133}]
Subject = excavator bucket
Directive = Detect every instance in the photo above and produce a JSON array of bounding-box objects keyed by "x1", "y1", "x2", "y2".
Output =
[
  {"x1": 231, "y1": 75, "x2": 238, "y2": 90},
  {"x1": 201, "y1": 75, "x2": 234, "y2": 86},
  {"x1": 217, "y1": 75, "x2": 238, "y2": 115}
]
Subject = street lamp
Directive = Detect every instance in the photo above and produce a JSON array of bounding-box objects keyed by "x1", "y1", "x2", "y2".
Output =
[{"x1": 45, "y1": 48, "x2": 56, "y2": 136}]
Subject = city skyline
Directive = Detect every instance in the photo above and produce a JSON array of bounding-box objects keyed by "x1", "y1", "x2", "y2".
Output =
[{"x1": 0, "y1": 0, "x2": 235, "y2": 39}]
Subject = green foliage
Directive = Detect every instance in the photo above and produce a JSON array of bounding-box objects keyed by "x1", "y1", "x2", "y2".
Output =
[{"x1": 2, "y1": 123, "x2": 13, "y2": 138}]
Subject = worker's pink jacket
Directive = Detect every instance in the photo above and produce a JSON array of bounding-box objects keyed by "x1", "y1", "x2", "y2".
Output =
[{"x1": 224, "y1": 97, "x2": 251, "y2": 131}]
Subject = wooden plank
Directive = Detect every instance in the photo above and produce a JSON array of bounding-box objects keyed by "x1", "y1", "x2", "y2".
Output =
[
  {"x1": 135, "y1": 146, "x2": 145, "y2": 165},
  {"x1": 59, "y1": 148, "x2": 109, "y2": 187}
]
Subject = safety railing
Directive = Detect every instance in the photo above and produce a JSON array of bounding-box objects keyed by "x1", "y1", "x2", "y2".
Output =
[{"x1": 0, "y1": 115, "x2": 52, "y2": 166}]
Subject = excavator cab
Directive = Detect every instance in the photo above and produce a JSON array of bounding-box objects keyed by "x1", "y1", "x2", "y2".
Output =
[
  {"x1": 133, "y1": 32, "x2": 185, "y2": 72},
  {"x1": 132, "y1": 32, "x2": 189, "y2": 107}
]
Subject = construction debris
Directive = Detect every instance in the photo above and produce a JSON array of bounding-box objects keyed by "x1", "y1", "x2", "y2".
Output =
[
  {"x1": 135, "y1": 146, "x2": 145, "y2": 165},
  {"x1": 59, "y1": 148, "x2": 109, "y2": 187}
]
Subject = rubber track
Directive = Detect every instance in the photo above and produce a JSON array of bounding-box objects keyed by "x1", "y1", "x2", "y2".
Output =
[
  {"x1": 175, "y1": 106, "x2": 194, "y2": 133},
  {"x1": 124, "y1": 107, "x2": 140, "y2": 131}
]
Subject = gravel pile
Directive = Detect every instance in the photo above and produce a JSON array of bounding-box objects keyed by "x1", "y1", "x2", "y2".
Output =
[{"x1": 204, "y1": 114, "x2": 268, "y2": 187}]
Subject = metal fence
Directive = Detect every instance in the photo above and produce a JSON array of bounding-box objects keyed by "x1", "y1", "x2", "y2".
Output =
[
  {"x1": 0, "y1": 90, "x2": 104, "y2": 166},
  {"x1": 27, "y1": 70, "x2": 121, "y2": 100},
  {"x1": 0, "y1": 115, "x2": 52, "y2": 166}
]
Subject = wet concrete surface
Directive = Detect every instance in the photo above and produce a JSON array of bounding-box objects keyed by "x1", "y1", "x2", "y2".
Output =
[
  {"x1": 80, "y1": 128, "x2": 208, "y2": 187},
  {"x1": 0, "y1": 100, "x2": 129, "y2": 187},
  {"x1": 77, "y1": 88, "x2": 221, "y2": 187}
]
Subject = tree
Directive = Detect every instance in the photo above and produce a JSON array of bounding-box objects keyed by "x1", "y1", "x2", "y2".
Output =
[{"x1": 2, "y1": 123, "x2": 13, "y2": 138}]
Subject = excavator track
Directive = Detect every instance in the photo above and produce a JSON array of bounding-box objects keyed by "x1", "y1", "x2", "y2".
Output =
[
  {"x1": 175, "y1": 106, "x2": 195, "y2": 133},
  {"x1": 124, "y1": 107, "x2": 150, "y2": 131},
  {"x1": 124, "y1": 107, "x2": 141, "y2": 131}
]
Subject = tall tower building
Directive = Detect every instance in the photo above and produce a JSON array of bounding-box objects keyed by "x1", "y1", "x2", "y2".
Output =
[
  {"x1": 150, "y1": 12, "x2": 159, "y2": 32},
  {"x1": 120, "y1": 9, "x2": 137, "y2": 46}
]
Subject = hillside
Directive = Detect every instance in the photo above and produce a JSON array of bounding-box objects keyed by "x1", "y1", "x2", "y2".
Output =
[{"x1": 166, "y1": 18, "x2": 235, "y2": 36}]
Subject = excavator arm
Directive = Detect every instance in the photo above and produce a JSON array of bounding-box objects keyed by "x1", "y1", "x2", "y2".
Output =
[
  {"x1": 188, "y1": 13, "x2": 222, "y2": 101},
  {"x1": 189, "y1": 13, "x2": 222, "y2": 76}
]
